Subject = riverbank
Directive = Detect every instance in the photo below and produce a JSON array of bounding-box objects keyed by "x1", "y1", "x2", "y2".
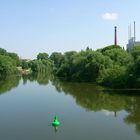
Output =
[{"x1": 17, "y1": 67, "x2": 32, "y2": 75}]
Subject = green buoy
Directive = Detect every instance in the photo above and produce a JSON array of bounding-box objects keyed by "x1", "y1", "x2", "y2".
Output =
[{"x1": 52, "y1": 116, "x2": 60, "y2": 126}]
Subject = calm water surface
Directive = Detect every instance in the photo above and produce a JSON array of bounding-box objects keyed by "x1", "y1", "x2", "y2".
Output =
[{"x1": 0, "y1": 74, "x2": 140, "y2": 140}]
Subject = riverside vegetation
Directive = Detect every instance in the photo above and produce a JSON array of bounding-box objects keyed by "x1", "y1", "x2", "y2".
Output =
[{"x1": 0, "y1": 45, "x2": 140, "y2": 88}]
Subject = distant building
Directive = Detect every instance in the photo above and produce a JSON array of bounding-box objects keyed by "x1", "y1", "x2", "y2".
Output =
[
  {"x1": 22, "y1": 59, "x2": 32, "y2": 62},
  {"x1": 127, "y1": 22, "x2": 140, "y2": 52},
  {"x1": 127, "y1": 38, "x2": 140, "y2": 52}
]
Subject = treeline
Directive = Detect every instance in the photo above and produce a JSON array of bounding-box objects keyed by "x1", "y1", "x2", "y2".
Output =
[
  {"x1": 50, "y1": 45, "x2": 140, "y2": 88},
  {"x1": 0, "y1": 45, "x2": 140, "y2": 88},
  {"x1": 0, "y1": 48, "x2": 52, "y2": 78},
  {"x1": 0, "y1": 48, "x2": 20, "y2": 77},
  {"x1": 30, "y1": 53, "x2": 52, "y2": 72},
  {"x1": 22, "y1": 53, "x2": 52, "y2": 73}
]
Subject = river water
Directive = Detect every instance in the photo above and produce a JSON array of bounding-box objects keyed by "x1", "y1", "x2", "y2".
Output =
[{"x1": 0, "y1": 74, "x2": 140, "y2": 140}]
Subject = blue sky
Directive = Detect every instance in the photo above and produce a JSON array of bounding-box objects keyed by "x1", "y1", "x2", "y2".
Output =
[{"x1": 0, "y1": 0, "x2": 140, "y2": 58}]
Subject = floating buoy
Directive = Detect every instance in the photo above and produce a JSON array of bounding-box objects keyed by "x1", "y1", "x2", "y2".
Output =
[{"x1": 52, "y1": 116, "x2": 60, "y2": 126}]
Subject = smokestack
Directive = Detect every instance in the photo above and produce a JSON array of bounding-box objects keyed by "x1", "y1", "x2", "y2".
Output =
[
  {"x1": 114, "y1": 26, "x2": 117, "y2": 46},
  {"x1": 130, "y1": 24, "x2": 131, "y2": 39},
  {"x1": 128, "y1": 26, "x2": 130, "y2": 40},
  {"x1": 128, "y1": 25, "x2": 131, "y2": 40},
  {"x1": 134, "y1": 21, "x2": 136, "y2": 42}
]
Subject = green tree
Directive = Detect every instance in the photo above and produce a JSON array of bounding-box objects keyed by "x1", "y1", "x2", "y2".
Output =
[
  {"x1": 131, "y1": 46, "x2": 140, "y2": 60},
  {"x1": 37, "y1": 53, "x2": 49, "y2": 60},
  {"x1": 0, "y1": 55, "x2": 17, "y2": 77},
  {"x1": 99, "y1": 45, "x2": 121, "y2": 53},
  {"x1": 102, "y1": 46, "x2": 133, "y2": 66},
  {"x1": 49, "y1": 52, "x2": 64, "y2": 68},
  {"x1": 30, "y1": 60, "x2": 47, "y2": 73},
  {"x1": 97, "y1": 66, "x2": 126, "y2": 87},
  {"x1": 21, "y1": 60, "x2": 29, "y2": 69},
  {"x1": 8, "y1": 52, "x2": 20, "y2": 66},
  {"x1": 0, "y1": 48, "x2": 7, "y2": 55},
  {"x1": 56, "y1": 49, "x2": 113, "y2": 82},
  {"x1": 128, "y1": 56, "x2": 140, "y2": 87}
]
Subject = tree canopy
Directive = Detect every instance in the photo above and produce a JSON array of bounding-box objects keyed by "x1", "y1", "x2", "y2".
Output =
[
  {"x1": 0, "y1": 45, "x2": 140, "y2": 88},
  {"x1": 49, "y1": 45, "x2": 140, "y2": 88}
]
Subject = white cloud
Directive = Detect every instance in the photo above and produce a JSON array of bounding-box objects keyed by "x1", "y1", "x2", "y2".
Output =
[{"x1": 102, "y1": 13, "x2": 118, "y2": 21}]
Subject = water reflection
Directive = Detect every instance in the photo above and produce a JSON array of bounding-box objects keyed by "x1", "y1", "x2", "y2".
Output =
[
  {"x1": 50, "y1": 77, "x2": 140, "y2": 134},
  {"x1": 51, "y1": 78, "x2": 126, "y2": 112},
  {"x1": 124, "y1": 97, "x2": 140, "y2": 134},
  {"x1": 0, "y1": 75, "x2": 20, "y2": 95},
  {"x1": 22, "y1": 72, "x2": 50, "y2": 85},
  {"x1": 53, "y1": 126, "x2": 59, "y2": 133},
  {"x1": 1, "y1": 73, "x2": 140, "y2": 136}
]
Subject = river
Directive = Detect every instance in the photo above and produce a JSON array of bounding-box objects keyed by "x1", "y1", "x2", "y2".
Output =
[{"x1": 0, "y1": 74, "x2": 140, "y2": 140}]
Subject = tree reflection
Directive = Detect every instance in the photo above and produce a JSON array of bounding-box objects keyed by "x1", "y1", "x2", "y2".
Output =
[
  {"x1": 51, "y1": 77, "x2": 140, "y2": 134},
  {"x1": 124, "y1": 96, "x2": 140, "y2": 134},
  {"x1": 0, "y1": 75, "x2": 20, "y2": 95},
  {"x1": 22, "y1": 72, "x2": 50, "y2": 85},
  {"x1": 51, "y1": 78, "x2": 127, "y2": 112}
]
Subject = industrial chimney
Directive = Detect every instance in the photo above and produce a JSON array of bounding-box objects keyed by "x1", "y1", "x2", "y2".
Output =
[
  {"x1": 134, "y1": 21, "x2": 136, "y2": 42},
  {"x1": 114, "y1": 26, "x2": 117, "y2": 46}
]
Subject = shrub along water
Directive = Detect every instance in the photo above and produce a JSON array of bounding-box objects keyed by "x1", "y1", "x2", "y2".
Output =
[
  {"x1": 0, "y1": 45, "x2": 140, "y2": 88},
  {"x1": 50, "y1": 45, "x2": 140, "y2": 88}
]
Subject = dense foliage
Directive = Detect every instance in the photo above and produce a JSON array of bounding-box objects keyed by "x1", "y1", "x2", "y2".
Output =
[
  {"x1": 30, "y1": 53, "x2": 52, "y2": 73},
  {"x1": 0, "y1": 45, "x2": 140, "y2": 88},
  {"x1": 0, "y1": 48, "x2": 20, "y2": 78},
  {"x1": 50, "y1": 45, "x2": 140, "y2": 88}
]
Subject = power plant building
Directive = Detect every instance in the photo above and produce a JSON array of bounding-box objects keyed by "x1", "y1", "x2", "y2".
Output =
[
  {"x1": 127, "y1": 38, "x2": 140, "y2": 52},
  {"x1": 127, "y1": 22, "x2": 140, "y2": 52}
]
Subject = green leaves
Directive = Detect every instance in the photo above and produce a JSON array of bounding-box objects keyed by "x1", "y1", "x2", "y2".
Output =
[
  {"x1": 0, "y1": 48, "x2": 20, "y2": 78},
  {"x1": 0, "y1": 55, "x2": 17, "y2": 77},
  {"x1": 51, "y1": 45, "x2": 140, "y2": 88},
  {"x1": 37, "y1": 53, "x2": 49, "y2": 60},
  {"x1": 131, "y1": 46, "x2": 140, "y2": 60},
  {"x1": 0, "y1": 45, "x2": 140, "y2": 88}
]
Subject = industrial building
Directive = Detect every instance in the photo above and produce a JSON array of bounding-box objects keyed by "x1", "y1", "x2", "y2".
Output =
[{"x1": 127, "y1": 22, "x2": 140, "y2": 52}]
